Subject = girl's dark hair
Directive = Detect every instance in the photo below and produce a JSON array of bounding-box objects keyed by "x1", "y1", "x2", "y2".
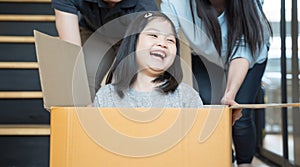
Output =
[
  {"x1": 106, "y1": 12, "x2": 183, "y2": 98},
  {"x1": 190, "y1": 0, "x2": 273, "y2": 60}
]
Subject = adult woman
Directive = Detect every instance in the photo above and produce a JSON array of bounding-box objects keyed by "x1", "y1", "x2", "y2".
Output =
[{"x1": 161, "y1": 0, "x2": 272, "y2": 166}]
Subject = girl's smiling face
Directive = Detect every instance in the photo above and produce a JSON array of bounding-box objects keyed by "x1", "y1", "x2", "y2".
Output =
[{"x1": 136, "y1": 19, "x2": 177, "y2": 76}]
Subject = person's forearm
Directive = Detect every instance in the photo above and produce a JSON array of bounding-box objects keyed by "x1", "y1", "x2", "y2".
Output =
[
  {"x1": 222, "y1": 58, "x2": 249, "y2": 125},
  {"x1": 54, "y1": 9, "x2": 82, "y2": 46},
  {"x1": 224, "y1": 58, "x2": 249, "y2": 101}
]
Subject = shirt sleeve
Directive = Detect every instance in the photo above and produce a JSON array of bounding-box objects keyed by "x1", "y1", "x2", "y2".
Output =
[
  {"x1": 179, "y1": 83, "x2": 203, "y2": 108},
  {"x1": 92, "y1": 91, "x2": 101, "y2": 107},
  {"x1": 92, "y1": 84, "x2": 113, "y2": 107},
  {"x1": 160, "y1": 0, "x2": 180, "y2": 32},
  {"x1": 51, "y1": 0, "x2": 78, "y2": 14},
  {"x1": 229, "y1": 40, "x2": 254, "y2": 66},
  {"x1": 228, "y1": 0, "x2": 270, "y2": 68}
]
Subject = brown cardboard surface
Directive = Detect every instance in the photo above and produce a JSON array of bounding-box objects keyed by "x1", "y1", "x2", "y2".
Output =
[
  {"x1": 50, "y1": 107, "x2": 231, "y2": 167},
  {"x1": 34, "y1": 31, "x2": 92, "y2": 109}
]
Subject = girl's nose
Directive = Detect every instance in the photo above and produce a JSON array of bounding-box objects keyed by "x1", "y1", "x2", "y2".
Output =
[{"x1": 156, "y1": 38, "x2": 167, "y2": 48}]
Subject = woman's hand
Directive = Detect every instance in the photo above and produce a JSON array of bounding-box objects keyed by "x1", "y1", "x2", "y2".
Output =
[
  {"x1": 221, "y1": 95, "x2": 242, "y2": 126},
  {"x1": 222, "y1": 58, "x2": 249, "y2": 125}
]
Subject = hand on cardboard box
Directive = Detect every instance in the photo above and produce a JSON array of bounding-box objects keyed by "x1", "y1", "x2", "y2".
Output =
[{"x1": 221, "y1": 97, "x2": 242, "y2": 126}]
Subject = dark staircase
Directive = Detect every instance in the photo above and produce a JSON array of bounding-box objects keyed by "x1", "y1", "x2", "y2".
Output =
[{"x1": 0, "y1": 0, "x2": 57, "y2": 166}]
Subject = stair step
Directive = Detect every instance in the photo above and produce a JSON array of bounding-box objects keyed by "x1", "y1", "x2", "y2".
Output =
[
  {"x1": 0, "y1": 14, "x2": 55, "y2": 21},
  {"x1": 0, "y1": 124, "x2": 49, "y2": 135},
  {"x1": 0, "y1": 62, "x2": 38, "y2": 69},
  {"x1": 0, "y1": 91, "x2": 42, "y2": 98},
  {"x1": 0, "y1": 36, "x2": 34, "y2": 43}
]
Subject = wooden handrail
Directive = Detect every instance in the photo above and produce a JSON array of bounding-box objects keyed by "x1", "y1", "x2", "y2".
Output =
[
  {"x1": 0, "y1": 124, "x2": 50, "y2": 135},
  {"x1": 0, "y1": 0, "x2": 50, "y2": 3},
  {"x1": 0, "y1": 62, "x2": 38, "y2": 69},
  {"x1": 0, "y1": 15, "x2": 55, "y2": 21},
  {"x1": 0, "y1": 36, "x2": 58, "y2": 43},
  {"x1": 0, "y1": 91, "x2": 43, "y2": 98},
  {"x1": 0, "y1": 36, "x2": 34, "y2": 43}
]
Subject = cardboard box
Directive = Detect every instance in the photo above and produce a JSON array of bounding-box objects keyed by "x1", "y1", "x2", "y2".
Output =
[
  {"x1": 50, "y1": 106, "x2": 231, "y2": 167},
  {"x1": 34, "y1": 30, "x2": 233, "y2": 167}
]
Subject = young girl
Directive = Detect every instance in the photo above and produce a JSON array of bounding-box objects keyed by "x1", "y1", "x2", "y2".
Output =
[{"x1": 93, "y1": 12, "x2": 203, "y2": 108}]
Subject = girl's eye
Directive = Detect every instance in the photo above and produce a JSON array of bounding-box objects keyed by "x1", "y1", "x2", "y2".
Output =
[
  {"x1": 148, "y1": 34, "x2": 158, "y2": 38},
  {"x1": 167, "y1": 38, "x2": 176, "y2": 44}
]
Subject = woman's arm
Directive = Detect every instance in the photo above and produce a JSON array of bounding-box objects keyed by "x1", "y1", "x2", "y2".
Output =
[
  {"x1": 221, "y1": 58, "x2": 249, "y2": 125},
  {"x1": 54, "y1": 9, "x2": 82, "y2": 46}
]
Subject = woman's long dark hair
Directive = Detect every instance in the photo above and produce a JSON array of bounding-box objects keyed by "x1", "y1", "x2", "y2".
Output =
[
  {"x1": 190, "y1": 0, "x2": 273, "y2": 60},
  {"x1": 106, "y1": 12, "x2": 183, "y2": 98}
]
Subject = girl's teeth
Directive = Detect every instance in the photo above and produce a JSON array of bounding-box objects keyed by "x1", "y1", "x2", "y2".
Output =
[{"x1": 151, "y1": 53, "x2": 164, "y2": 59}]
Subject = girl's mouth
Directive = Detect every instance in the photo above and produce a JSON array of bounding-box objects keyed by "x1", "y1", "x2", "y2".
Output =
[{"x1": 150, "y1": 51, "x2": 165, "y2": 59}]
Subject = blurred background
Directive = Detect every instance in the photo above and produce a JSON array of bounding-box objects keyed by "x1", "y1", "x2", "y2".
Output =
[{"x1": 0, "y1": 0, "x2": 299, "y2": 166}]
